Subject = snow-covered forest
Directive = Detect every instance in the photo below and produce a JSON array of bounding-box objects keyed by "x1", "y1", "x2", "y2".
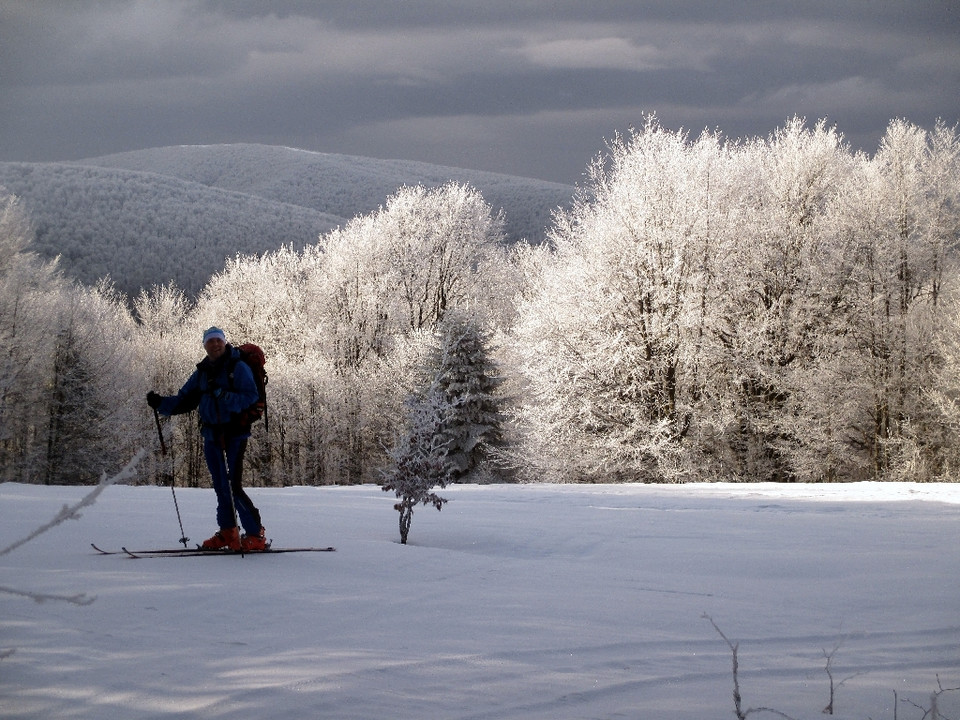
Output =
[
  {"x1": 2, "y1": 116, "x2": 959, "y2": 488},
  {"x1": 0, "y1": 144, "x2": 573, "y2": 296},
  {"x1": 0, "y1": 161, "x2": 342, "y2": 296}
]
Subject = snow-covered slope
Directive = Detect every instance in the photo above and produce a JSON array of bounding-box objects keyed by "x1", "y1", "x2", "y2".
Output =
[
  {"x1": 0, "y1": 145, "x2": 574, "y2": 297},
  {"x1": 0, "y1": 161, "x2": 342, "y2": 296},
  {"x1": 80, "y1": 143, "x2": 574, "y2": 244},
  {"x1": 2, "y1": 481, "x2": 958, "y2": 720}
]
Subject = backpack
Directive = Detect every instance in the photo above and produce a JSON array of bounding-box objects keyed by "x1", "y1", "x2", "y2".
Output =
[{"x1": 229, "y1": 343, "x2": 268, "y2": 431}]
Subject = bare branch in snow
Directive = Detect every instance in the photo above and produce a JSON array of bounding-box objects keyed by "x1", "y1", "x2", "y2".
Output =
[
  {"x1": 0, "y1": 449, "x2": 145, "y2": 558},
  {"x1": 0, "y1": 585, "x2": 95, "y2": 606}
]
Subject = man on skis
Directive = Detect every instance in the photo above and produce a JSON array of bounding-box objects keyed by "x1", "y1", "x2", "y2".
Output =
[{"x1": 147, "y1": 326, "x2": 267, "y2": 551}]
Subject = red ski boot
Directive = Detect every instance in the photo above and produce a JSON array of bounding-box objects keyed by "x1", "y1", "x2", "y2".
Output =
[
  {"x1": 241, "y1": 527, "x2": 267, "y2": 552},
  {"x1": 201, "y1": 527, "x2": 241, "y2": 550}
]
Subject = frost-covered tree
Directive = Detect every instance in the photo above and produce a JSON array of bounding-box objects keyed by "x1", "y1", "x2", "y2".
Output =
[
  {"x1": 42, "y1": 281, "x2": 141, "y2": 485},
  {"x1": 309, "y1": 182, "x2": 505, "y2": 366},
  {"x1": 300, "y1": 183, "x2": 507, "y2": 484},
  {"x1": 197, "y1": 246, "x2": 312, "y2": 356},
  {"x1": 379, "y1": 183, "x2": 505, "y2": 331},
  {"x1": 428, "y1": 313, "x2": 505, "y2": 482},
  {"x1": 0, "y1": 194, "x2": 66, "y2": 482},
  {"x1": 837, "y1": 119, "x2": 960, "y2": 480},
  {"x1": 45, "y1": 314, "x2": 101, "y2": 484},
  {"x1": 379, "y1": 385, "x2": 452, "y2": 544},
  {"x1": 513, "y1": 117, "x2": 737, "y2": 481},
  {"x1": 712, "y1": 118, "x2": 856, "y2": 482},
  {"x1": 9, "y1": 118, "x2": 958, "y2": 488},
  {"x1": 0, "y1": 198, "x2": 143, "y2": 486},
  {"x1": 133, "y1": 283, "x2": 205, "y2": 487},
  {"x1": 314, "y1": 217, "x2": 393, "y2": 373},
  {"x1": 149, "y1": 180, "x2": 512, "y2": 487},
  {"x1": 512, "y1": 116, "x2": 960, "y2": 483}
]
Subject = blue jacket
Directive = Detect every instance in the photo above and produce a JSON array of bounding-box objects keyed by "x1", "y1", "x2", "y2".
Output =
[{"x1": 157, "y1": 345, "x2": 259, "y2": 441}]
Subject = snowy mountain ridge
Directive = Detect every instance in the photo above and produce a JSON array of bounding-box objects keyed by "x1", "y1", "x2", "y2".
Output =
[
  {"x1": 79, "y1": 143, "x2": 574, "y2": 244},
  {"x1": 0, "y1": 144, "x2": 574, "y2": 297}
]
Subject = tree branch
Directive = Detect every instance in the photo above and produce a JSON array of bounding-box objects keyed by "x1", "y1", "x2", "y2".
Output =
[{"x1": 0, "y1": 449, "x2": 145, "y2": 558}]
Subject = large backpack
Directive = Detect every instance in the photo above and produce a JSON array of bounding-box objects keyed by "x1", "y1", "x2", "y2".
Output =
[{"x1": 229, "y1": 343, "x2": 268, "y2": 431}]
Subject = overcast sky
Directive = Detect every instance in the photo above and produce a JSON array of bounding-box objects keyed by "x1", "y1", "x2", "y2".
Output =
[{"x1": 1, "y1": 1, "x2": 958, "y2": 185}]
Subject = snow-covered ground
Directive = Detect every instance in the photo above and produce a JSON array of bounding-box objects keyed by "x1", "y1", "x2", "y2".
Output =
[{"x1": 2, "y1": 480, "x2": 959, "y2": 720}]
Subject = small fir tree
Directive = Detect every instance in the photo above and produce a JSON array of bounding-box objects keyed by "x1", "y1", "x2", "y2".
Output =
[
  {"x1": 380, "y1": 386, "x2": 452, "y2": 544},
  {"x1": 432, "y1": 315, "x2": 504, "y2": 482}
]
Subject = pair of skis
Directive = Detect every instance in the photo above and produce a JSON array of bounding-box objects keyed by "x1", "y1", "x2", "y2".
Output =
[{"x1": 91, "y1": 543, "x2": 334, "y2": 558}]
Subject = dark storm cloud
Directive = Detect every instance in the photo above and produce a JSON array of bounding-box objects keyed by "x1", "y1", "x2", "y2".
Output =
[{"x1": 1, "y1": 0, "x2": 957, "y2": 183}]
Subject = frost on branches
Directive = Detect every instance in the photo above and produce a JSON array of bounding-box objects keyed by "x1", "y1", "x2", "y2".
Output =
[
  {"x1": 513, "y1": 115, "x2": 960, "y2": 483},
  {"x1": 379, "y1": 386, "x2": 453, "y2": 544},
  {"x1": 3, "y1": 116, "x2": 959, "y2": 488},
  {"x1": 380, "y1": 313, "x2": 505, "y2": 543},
  {"x1": 430, "y1": 314, "x2": 505, "y2": 483}
]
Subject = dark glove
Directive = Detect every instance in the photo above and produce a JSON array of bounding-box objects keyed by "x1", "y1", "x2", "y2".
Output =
[{"x1": 146, "y1": 391, "x2": 162, "y2": 410}]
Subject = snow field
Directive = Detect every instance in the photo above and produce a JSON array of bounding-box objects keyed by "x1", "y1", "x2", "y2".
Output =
[{"x1": 2, "y1": 481, "x2": 959, "y2": 719}]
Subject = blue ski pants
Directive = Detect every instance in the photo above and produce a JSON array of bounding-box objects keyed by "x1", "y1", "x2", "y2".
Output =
[{"x1": 203, "y1": 435, "x2": 262, "y2": 534}]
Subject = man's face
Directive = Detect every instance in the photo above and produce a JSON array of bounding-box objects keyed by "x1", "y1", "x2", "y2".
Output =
[{"x1": 204, "y1": 337, "x2": 226, "y2": 361}]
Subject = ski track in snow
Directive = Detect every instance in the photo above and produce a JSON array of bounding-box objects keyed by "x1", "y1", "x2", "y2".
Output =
[{"x1": 1, "y1": 481, "x2": 958, "y2": 720}]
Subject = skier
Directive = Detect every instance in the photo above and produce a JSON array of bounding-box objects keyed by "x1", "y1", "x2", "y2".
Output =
[{"x1": 147, "y1": 326, "x2": 267, "y2": 551}]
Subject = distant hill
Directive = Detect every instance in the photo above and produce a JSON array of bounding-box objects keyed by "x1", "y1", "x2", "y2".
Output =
[
  {"x1": 0, "y1": 144, "x2": 574, "y2": 297},
  {"x1": 0, "y1": 161, "x2": 342, "y2": 296}
]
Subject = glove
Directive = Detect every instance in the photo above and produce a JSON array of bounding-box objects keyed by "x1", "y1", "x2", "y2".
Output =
[
  {"x1": 146, "y1": 391, "x2": 162, "y2": 410},
  {"x1": 209, "y1": 385, "x2": 223, "y2": 399}
]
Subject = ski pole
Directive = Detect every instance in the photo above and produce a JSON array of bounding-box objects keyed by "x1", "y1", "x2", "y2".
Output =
[
  {"x1": 155, "y1": 408, "x2": 189, "y2": 547},
  {"x1": 171, "y1": 479, "x2": 189, "y2": 548},
  {"x1": 153, "y1": 407, "x2": 167, "y2": 455}
]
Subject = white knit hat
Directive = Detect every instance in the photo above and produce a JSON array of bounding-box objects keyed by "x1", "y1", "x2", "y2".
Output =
[{"x1": 202, "y1": 327, "x2": 226, "y2": 345}]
